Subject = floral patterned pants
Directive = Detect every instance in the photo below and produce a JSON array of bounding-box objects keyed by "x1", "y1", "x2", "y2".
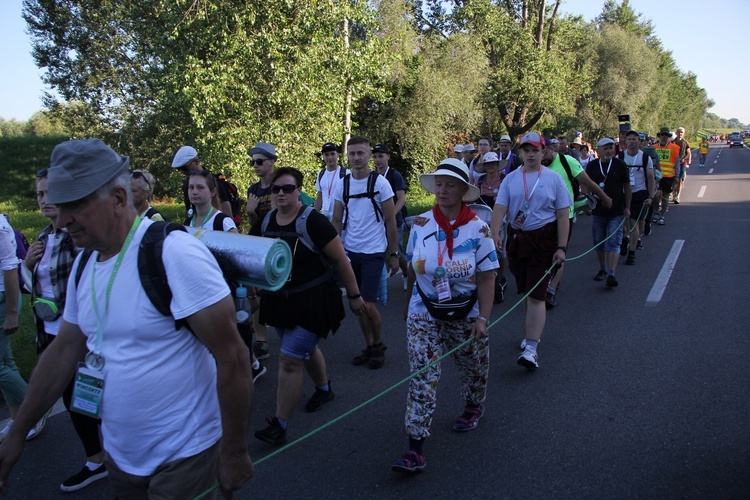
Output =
[{"x1": 404, "y1": 316, "x2": 490, "y2": 439}]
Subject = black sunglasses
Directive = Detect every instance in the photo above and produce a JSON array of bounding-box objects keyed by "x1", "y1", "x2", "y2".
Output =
[
  {"x1": 130, "y1": 170, "x2": 151, "y2": 191},
  {"x1": 252, "y1": 159, "x2": 268, "y2": 165},
  {"x1": 36, "y1": 168, "x2": 48, "y2": 178},
  {"x1": 270, "y1": 184, "x2": 297, "y2": 194}
]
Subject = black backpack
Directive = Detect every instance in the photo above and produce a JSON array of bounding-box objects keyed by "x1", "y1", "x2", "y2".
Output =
[
  {"x1": 75, "y1": 223, "x2": 189, "y2": 331},
  {"x1": 216, "y1": 174, "x2": 243, "y2": 226},
  {"x1": 260, "y1": 206, "x2": 341, "y2": 294},
  {"x1": 342, "y1": 170, "x2": 383, "y2": 231},
  {"x1": 74, "y1": 222, "x2": 239, "y2": 332}
]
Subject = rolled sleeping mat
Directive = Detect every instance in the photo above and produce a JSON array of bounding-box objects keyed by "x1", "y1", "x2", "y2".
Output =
[{"x1": 184, "y1": 227, "x2": 292, "y2": 291}]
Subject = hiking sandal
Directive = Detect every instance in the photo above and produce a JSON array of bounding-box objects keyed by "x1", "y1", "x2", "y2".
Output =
[{"x1": 368, "y1": 343, "x2": 387, "y2": 369}]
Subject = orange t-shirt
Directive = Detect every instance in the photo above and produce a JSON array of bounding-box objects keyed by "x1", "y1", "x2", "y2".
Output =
[{"x1": 654, "y1": 143, "x2": 681, "y2": 178}]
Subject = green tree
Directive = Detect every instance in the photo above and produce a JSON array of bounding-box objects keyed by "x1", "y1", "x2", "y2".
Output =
[
  {"x1": 457, "y1": 0, "x2": 589, "y2": 141},
  {"x1": 23, "y1": 0, "x2": 391, "y2": 196},
  {"x1": 575, "y1": 24, "x2": 658, "y2": 139},
  {"x1": 356, "y1": 0, "x2": 486, "y2": 186},
  {"x1": 24, "y1": 111, "x2": 68, "y2": 137}
]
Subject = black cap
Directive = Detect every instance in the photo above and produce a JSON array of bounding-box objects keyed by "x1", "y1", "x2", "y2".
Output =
[
  {"x1": 321, "y1": 142, "x2": 339, "y2": 153},
  {"x1": 372, "y1": 144, "x2": 390, "y2": 154},
  {"x1": 625, "y1": 130, "x2": 640, "y2": 138}
]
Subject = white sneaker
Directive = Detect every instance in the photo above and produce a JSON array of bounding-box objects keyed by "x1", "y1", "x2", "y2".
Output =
[
  {"x1": 0, "y1": 420, "x2": 13, "y2": 444},
  {"x1": 26, "y1": 408, "x2": 52, "y2": 441},
  {"x1": 517, "y1": 348, "x2": 539, "y2": 371}
]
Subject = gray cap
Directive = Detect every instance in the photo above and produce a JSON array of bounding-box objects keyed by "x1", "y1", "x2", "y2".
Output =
[
  {"x1": 596, "y1": 137, "x2": 616, "y2": 147},
  {"x1": 247, "y1": 142, "x2": 278, "y2": 160},
  {"x1": 47, "y1": 139, "x2": 129, "y2": 204}
]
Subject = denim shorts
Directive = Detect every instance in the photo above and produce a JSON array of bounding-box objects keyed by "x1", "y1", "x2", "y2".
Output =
[
  {"x1": 676, "y1": 165, "x2": 687, "y2": 179},
  {"x1": 347, "y1": 251, "x2": 385, "y2": 302},
  {"x1": 276, "y1": 325, "x2": 320, "y2": 360},
  {"x1": 591, "y1": 215, "x2": 624, "y2": 253}
]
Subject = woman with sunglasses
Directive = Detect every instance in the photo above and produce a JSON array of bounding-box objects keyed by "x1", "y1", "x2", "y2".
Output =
[
  {"x1": 184, "y1": 171, "x2": 238, "y2": 233},
  {"x1": 392, "y1": 159, "x2": 498, "y2": 474},
  {"x1": 130, "y1": 170, "x2": 166, "y2": 221},
  {"x1": 15, "y1": 170, "x2": 107, "y2": 492},
  {"x1": 249, "y1": 167, "x2": 364, "y2": 446}
]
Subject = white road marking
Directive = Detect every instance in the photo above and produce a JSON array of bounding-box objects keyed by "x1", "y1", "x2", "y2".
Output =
[
  {"x1": 646, "y1": 240, "x2": 684, "y2": 306},
  {"x1": 708, "y1": 168, "x2": 714, "y2": 174},
  {"x1": 698, "y1": 186, "x2": 707, "y2": 198},
  {"x1": 713, "y1": 160, "x2": 718, "y2": 163}
]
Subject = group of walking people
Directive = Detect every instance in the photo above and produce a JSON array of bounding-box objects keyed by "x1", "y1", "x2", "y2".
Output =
[{"x1": 0, "y1": 125, "x2": 698, "y2": 495}]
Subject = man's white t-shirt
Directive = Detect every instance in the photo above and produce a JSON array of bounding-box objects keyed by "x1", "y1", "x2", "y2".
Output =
[
  {"x1": 333, "y1": 173, "x2": 394, "y2": 254},
  {"x1": 621, "y1": 151, "x2": 654, "y2": 193},
  {"x1": 64, "y1": 219, "x2": 229, "y2": 475},
  {"x1": 315, "y1": 166, "x2": 348, "y2": 218}
]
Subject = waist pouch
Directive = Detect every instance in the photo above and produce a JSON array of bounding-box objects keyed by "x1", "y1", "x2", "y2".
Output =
[
  {"x1": 32, "y1": 297, "x2": 61, "y2": 322},
  {"x1": 416, "y1": 283, "x2": 477, "y2": 322}
]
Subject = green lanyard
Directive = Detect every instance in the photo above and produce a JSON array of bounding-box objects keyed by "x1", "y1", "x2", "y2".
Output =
[
  {"x1": 90, "y1": 216, "x2": 142, "y2": 356},
  {"x1": 191, "y1": 207, "x2": 214, "y2": 228}
]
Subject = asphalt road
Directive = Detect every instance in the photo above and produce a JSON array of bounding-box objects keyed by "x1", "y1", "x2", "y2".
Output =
[{"x1": 3, "y1": 142, "x2": 749, "y2": 499}]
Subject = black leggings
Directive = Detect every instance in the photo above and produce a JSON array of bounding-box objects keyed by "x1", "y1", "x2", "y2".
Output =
[{"x1": 43, "y1": 334, "x2": 103, "y2": 458}]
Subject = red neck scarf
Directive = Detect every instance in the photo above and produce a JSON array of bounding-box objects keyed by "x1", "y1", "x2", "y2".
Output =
[{"x1": 432, "y1": 204, "x2": 476, "y2": 260}]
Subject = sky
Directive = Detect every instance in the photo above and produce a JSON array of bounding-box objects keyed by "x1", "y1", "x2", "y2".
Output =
[{"x1": 1, "y1": 0, "x2": 748, "y2": 125}]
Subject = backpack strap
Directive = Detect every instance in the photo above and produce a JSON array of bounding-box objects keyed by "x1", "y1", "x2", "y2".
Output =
[
  {"x1": 213, "y1": 212, "x2": 229, "y2": 231},
  {"x1": 73, "y1": 248, "x2": 94, "y2": 290},
  {"x1": 558, "y1": 153, "x2": 575, "y2": 185},
  {"x1": 138, "y1": 222, "x2": 190, "y2": 330},
  {"x1": 366, "y1": 170, "x2": 383, "y2": 223},
  {"x1": 73, "y1": 222, "x2": 189, "y2": 330},
  {"x1": 342, "y1": 174, "x2": 351, "y2": 231}
]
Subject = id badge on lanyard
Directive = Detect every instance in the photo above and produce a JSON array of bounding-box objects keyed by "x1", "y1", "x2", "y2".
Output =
[
  {"x1": 434, "y1": 225, "x2": 452, "y2": 303},
  {"x1": 71, "y1": 363, "x2": 105, "y2": 418}
]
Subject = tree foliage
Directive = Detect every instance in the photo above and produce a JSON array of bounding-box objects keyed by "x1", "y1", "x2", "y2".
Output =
[
  {"x1": 23, "y1": 0, "x2": 389, "y2": 195},
  {"x1": 21, "y1": 0, "x2": 717, "y2": 199}
]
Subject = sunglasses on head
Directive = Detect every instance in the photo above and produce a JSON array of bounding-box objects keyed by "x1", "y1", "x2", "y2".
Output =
[
  {"x1": 36, "y1": 168, "x2": 48, "y2": 178},
  {"x1": 270, "y1": 184, "x2": 297, "y2": 194},
  {"x1": 130, "y1": 170, "x2": 152, "y2": 191}
]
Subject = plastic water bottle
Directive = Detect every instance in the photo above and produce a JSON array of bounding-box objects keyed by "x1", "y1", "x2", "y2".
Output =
[
  {"x1": 377, "y1": 264, "x2": 388, "y2": 306},
  {"x1": 235, "y1": 286, "x2": 252, "y2": 324}
]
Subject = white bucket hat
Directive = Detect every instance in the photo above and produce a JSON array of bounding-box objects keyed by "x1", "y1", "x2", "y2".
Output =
[{"x1": 420, "y1": 159, "x2": 481, "y2": 202}]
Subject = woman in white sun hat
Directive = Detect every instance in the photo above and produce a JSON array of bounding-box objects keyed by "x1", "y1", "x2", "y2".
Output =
[{"x1": 392, "y1": 158, "x2": 498, "y2": 474}]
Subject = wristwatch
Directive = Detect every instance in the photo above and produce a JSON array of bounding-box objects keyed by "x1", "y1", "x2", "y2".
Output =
[{"x1": 389, "y1": 251, "x2": 400, "y2": 258}]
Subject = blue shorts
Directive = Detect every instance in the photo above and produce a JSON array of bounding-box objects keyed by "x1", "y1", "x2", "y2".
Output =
[
  {"x1": 347, "y1": 251, "x2": 385, "y2": 302},
  {"x1": 276, "y1": 325, "x2": 319, "y2": 360},
  {"x1": 592, "y1": 215, "x2": 624, "y2": 253},
  {"x1": 676, "y1": 165, "x2": 687, "y2": 179}
]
